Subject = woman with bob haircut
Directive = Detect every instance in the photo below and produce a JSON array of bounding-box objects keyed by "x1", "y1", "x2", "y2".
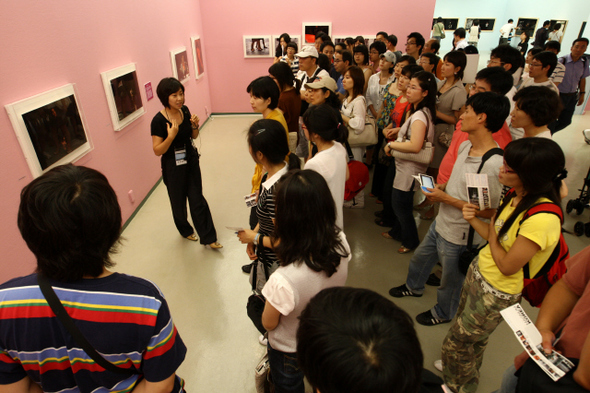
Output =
[
  {"x1": 6, "y1": 164, "x2": 187, "y2": 392},
  {"x1": 510, "y1": 85, "x2": 562, "y2": 138},
  {"x1": 238, "y1": 119, "x2": 301, "y2": 294},
  {"x1": 441, "y1": 137, "x2": 566, "y2": 393},
  {"x1": 353, "y1": 44, "x2": 373, "y2": 92},
  {"x1": 260, "y1": 169, "x2": 351, "y2": 393},
  {"x1": 151, "y1": 77, "x2": 221, "y2": 248},
  {"x1": 302, "y1": 104, "x2": 349, "y2": 229},
  {"x1": 269, "y1": 62, "x2": 302, "y2": 152},
  {"x1": 383, "y1": 71, "x2": 437, "y2": 252}
]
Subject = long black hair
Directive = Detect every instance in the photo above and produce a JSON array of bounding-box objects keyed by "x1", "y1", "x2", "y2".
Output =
[
  {"x1": 406, "y1": 71, "x2": 437, "y2": 122},
  {"x1": 494, "y1": 138, "x2": 566, "y2": 240},
  {"x1": 273, "y1": 170, "x2": 348, "y2": 276},
  {"x1": 268, "y1": 62, "x2": 301, "y2": 92},
  {"x1": 302, "y1": 104, "x2": 348, "y2": 144},
  {"x1": 247, "y1": 119, "x2": 301, "y2": 169}
]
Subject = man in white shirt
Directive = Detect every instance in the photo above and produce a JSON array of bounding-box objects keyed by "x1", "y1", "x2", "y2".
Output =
[
  {"x1": 453, "y1": 28, "x2": 468, "y2": 51},
  {"x1": 499, "y1": 19, "x2": 514, "y2": 45},
  {"x1": 295, "y1": 46, "x2": 331, "y2": 101},
  {"x1": 519, "y1": 51, "x2": 559, "y2": 94}
]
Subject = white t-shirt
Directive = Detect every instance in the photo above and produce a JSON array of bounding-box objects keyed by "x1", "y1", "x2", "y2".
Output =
[
  {"x1": 305, "y1": 142, "x2": 348, "y2": 229},
  {"x1": 519, "y1": 77, "x2": 560, "y2": 95},
  {"x1": 341, "y1": 95, "x2": 366, "y2": 133},
  {"x1": 500, "y1": 23, "x2": 514, "y2": 38},
  {"x1": 455, "y1": 39, "x2": 468, "y2": 50},
  {"x1": 548, "y1": 30, "x2": 563, "y2": 42},
  {"x1": 366, "y1": 72, "x2": 395, "y2": 115}
]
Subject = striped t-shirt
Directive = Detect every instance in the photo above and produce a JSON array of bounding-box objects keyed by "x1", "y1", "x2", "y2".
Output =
[{"x1": 0, "y1": 273, "x2": 186, "y2": 392}]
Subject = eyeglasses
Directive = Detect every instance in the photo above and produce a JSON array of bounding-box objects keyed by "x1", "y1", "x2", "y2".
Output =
[
  {"x1": 407, "y1": 85, "x2": 422, "y2": 91},
  {"x1": 334, "y1": 59, "x2": 343, "y2": 63},
  {"x1": 406, "y1": 41, "x2": 416, "y2": 46},
  {"x1": 469, "y1": 84, "x2": 488, "y2": 93},
  {"x1": 487, "y1": 59, "x2": 505, "y2": 66}
]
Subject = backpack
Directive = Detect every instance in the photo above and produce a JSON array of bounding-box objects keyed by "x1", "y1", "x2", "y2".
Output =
[{"x1": 507, "y1": 191, "x2": 569, "y2": 307}]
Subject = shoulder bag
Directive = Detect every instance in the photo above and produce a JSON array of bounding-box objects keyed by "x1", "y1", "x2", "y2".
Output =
[
  {"x1": 346, "y1": 97, "x2": 378, "y2": 148},
  {"x1": 390, "y1": 110, "x2": 434, "y2": 164},
  {"x1": 36, "y1": 273, "x2": 138, "y2": 375}
]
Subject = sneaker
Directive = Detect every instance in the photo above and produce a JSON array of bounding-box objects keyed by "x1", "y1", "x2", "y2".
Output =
[
  {"x1": 426, "y1": 273, "x2": 441, "y2": 286},
  {"x1": 415, "y1": 310, "x2": 451, "y2": 326},
  {"x1": 259, "y1": 334, "x2": 268, "y2": 346},
  {"x1": 389, "y1": 284, "x2": 422, "y2": 298},
  {"x1": 242, "y1": 263, "x2": 254, "y2": 274},
  {"x1": 434, "y1": 359, "x2": 443, "y2": 372}
]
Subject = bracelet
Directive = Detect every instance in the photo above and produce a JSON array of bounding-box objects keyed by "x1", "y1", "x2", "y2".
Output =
[{"x1": 253, "y1": 233, "x2": 260, "y2": 246}]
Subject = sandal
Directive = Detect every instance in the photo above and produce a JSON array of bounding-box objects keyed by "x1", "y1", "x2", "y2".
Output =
[
  {"x1": 397, "y1": 245, "x2": 414, "y2": 254},
  {"x1": 208, "y1": 242, "x2": 223, "y2": 249},
  {"x1": 185, "y1": 234, "x2": 198, "y2": 241}
]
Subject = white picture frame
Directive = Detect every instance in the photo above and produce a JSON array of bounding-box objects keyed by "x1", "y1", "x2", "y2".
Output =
[
  {"x1": 100, "y1": 63, "x2": 145, "y2": 131},
  {"x1": 272, "y1": 35, "x2": 301, "y2": 57},
  {"x1": 5, "y1": 84, "x2": 93, "y2": 178},
  {"x1": 191, "y1": 36, "x2": 205, "y2": 79},
  {"x1": 170, "y1": 47, "x2": 190, "y2": 82},
  {"x1": 243, "y1": 35, "x2": 273, "y2": 58},
  {"x1": 302, "y1": 23, "x2": 332, "y2": 45}
]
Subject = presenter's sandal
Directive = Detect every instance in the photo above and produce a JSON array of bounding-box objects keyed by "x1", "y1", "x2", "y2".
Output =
[
  {"x1": 208, "y1": 242, "x2": 223, "y2": 249},
  {"x1": 185, "y1": 234, "x2": 198, "y2": 241}
]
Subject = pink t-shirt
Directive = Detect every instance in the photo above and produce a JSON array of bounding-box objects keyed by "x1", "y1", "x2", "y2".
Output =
[{"x1": 437, "y1": 120, "x2": 513, "y2": 184}]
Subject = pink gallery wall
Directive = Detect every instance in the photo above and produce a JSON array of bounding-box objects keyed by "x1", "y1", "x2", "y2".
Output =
[
  {"x1": 200, "y1": 0, "x2": 437, "y2": 113},
  {"x1": 0, "y1": 0, "x2": 211, "y2": 283}
]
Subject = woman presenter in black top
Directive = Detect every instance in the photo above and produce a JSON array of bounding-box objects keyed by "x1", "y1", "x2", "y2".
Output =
[{"x1": 151, "y1": 77, "x2": 222, "y2": 248}]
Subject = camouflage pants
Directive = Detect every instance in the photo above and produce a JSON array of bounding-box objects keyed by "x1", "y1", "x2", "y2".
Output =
[{"x1": 441, "y1": 260, "x2": 521, "y2": 393}]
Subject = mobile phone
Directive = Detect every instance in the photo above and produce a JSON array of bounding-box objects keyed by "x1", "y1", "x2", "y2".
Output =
[{"x1": 420, "y1": 174, "x2": 435, "y2": 193}]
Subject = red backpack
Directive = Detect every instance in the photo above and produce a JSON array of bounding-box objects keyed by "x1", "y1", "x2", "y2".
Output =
[{"x1": 517, "y1": 201, "x2": 569, "y2": 307}]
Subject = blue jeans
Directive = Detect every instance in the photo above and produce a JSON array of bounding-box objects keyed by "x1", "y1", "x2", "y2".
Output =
[
  {"x1": 405, "y1": 220, "x2": 467, "y2": 320},
  {"x1": 390, "y1": 185, "x2": 420, "y2": 249},
  {"x1": 267, "y1": 342, "x2": 304, "y2": 393}
]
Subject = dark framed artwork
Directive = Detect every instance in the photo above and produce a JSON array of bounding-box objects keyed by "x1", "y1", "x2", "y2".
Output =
[
  {"x1": 302, "y1": 23, "x2": 332, "y2": 45},
  {"x1": 516, "y1": 18, "x2": 538, "y2": 37},
  {"x1": 432, "y1": 18, "x2": 459, "y2": 31},
  {"x1": 101, "y1": 63, "x2": 145, "y2": 131},
  {"x1": 191, "y1": 36, "x2": 205, "y2": 79},
  {"x1": 170, "y1": 47, "x2": 190, "y2": 82},
  {"x1": 5, "y1": 84, "x2": 92, "y2": 177},
  {"x1": 549, "y1": 20, "x2": 568, "y2": 43},
  {"x1": 466, "y1": 18, "x2": 495, "y2": 31}
]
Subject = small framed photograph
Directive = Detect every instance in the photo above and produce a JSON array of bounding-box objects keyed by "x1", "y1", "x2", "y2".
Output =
[
  {"x1": 243, "y1": 35, "x2": 273, "y2": 58},
  {"x1": 465, "y1": 18, "x2": 496, "y2": 31},
  {"x1": 433, "y1": 18, "x2": 459, "y2": 31},
  {"x1": 5, "y1": 84, "x2": 92, "y2": 178},
  {"x1": 302, "y1": 23, "x2": 332, "y2": 45},
  {"x1": 272, "y1": 35, "x2": 301, "y2": 57},
  {"x1": 100, "y1": 63, "x2": 145, "y2": 131},
  {"x1": 170, "y1": 47, "x2": 190, "y2": 82},
  {"x1": 333, "y1": 36, "x2": 348, "y2": 45},
  {"x1": 191, "y1": 36, "x2": 205, "y2": 79}
]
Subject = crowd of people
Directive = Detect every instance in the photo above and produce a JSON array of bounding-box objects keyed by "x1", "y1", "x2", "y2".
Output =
[{"x1": 0, "y1": 26, "x2": 589, "y2": 393}]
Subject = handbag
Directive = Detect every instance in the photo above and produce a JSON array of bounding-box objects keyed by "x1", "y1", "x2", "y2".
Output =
[
  {"x1": 344, "y1": 141, "x2": 369, "y2": 200},
  {"x1": 36, "y1": 273, "x2": 138, "y2": 375},
  {"x1": 255, "y1": 351, "x2": 274, "y2": 393},
  {"x1": 390, "y1": 110, "x2": 434, "y2": 165},
  {"x1": 346, "y1": 97, "x2": 378, "y2": 148},
  {"x1": 457, "y1": 148, "x2": 504, "y2": 275}
]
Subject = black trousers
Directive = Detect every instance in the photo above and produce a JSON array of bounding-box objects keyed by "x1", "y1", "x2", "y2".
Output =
[{"x1": 162, "y1": 153, "x2": 217, "y2": 244}]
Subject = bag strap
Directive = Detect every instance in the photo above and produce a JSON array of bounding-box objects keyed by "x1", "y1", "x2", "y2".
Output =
[
  {"x1": 344, "y1": 140, "x2": 354, "y2": 161},
  {"x1": 466, "y1": 147, "x2": 504, "y2": 249},
  {"x1": 36, "y1": 273, "x2": 137, "y2": 375}
]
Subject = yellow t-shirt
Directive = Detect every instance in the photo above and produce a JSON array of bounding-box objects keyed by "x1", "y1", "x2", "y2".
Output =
[
  {"x1": 478, "y1": 197, "x2": 561, "y2": 294},
  {"x1": 251, "y1": 109, "x2": 290, "y2": 193}
]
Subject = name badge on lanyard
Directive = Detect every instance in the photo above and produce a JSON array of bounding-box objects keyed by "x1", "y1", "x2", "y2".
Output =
[{"x1": 175, "y1": 146, "x2": 187, "y2": 166}]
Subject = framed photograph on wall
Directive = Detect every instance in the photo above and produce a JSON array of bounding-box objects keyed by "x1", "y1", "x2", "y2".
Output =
[
  {"x1": 465, "y1": 18, "x2": 495, "y2": 32},
  {"x1": 333, "y1": 36, "x2": 348, "y2": 45},
  {"x1": 100, "y1": 63, "x2": 144, "y2": 131},
  {"x1": 516, "y1": 18, "x2": 538, "y2": 37},
  {"x1": 580, "y1": 22, "x2": 587, "y2": 39},
  {"x1": 432, "y1": 18, "x2": 459, "y2": 31},
  {"x1": 191, "y1": 36, "x2": 205, "y2": 79},
  {"x1": 243, "y1": 36, "x2": 273, "y2": 58},
  {"x1": 170, "y1": 47, "x2": 190, "y2": 82},
  {"x1": 302, "y1": 23, "x2": 332, "y2": 45},
  {"x1": 272, "y1": 35, "x2": 301, "y2": 58},
  {"x1": 549, "y1": 20, "x2": 568, "y2": 43},
  {"x1": 5, "y1": 84, "x2": 92, "y2": 178}
]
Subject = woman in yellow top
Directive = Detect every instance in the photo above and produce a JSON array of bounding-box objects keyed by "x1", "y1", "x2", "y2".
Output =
[
  {"x1": 247, "y1": 76, "x2": 289, "y2": 195},
  {"x1": 440, "y1": 137, "x2": 567, "y2": 393}
]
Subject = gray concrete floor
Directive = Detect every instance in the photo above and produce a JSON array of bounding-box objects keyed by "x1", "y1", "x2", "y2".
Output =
[{"x1": 112, "y1": 112, "x2": 590, "y2": 392}]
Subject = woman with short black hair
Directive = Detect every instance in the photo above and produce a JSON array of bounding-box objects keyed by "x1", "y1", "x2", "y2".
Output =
[
  {"x1": 151, "y1": 77, "x2": 221, "y2": 248},
  {"x1": 353, "y1": 44, "x2": 373, "y2": 92}
]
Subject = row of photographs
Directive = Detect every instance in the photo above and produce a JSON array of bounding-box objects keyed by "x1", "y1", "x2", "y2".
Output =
[
  {"x1": 5, "y1": 37, "x2": 206, "y2": 178},
  {"x1": 433, "y1": 18, "x2": 571, "y2": 41}
]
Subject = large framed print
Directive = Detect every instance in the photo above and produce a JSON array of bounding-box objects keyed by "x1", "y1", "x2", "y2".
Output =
[
  {"x1": 170, "y1": 47, "x2": 190, "y2": 82},
  {"x1": 549, "y1": 20, "x2": 568, "y2": 43},
  {"x1": 465, "y1": 18, "x2": 495, "y2": 31},
  {"x1": 433, "y1": 18, "x2": 459, "y2": 31},
  {"x1": 5, "y1": 84, "x2": 92, "y2": 178},
  {"x1": 243, "y1": 36, "x2": 273, "y2": 58},
  {"x1": 516, "y1": 18, "x2": 538, "y2": 37},
  {"x1": 272, "y1": 35, "x2": 301, "y2": 57},
  {"x1": 191, "y1": 36, "x2": 205, "y2": 79},
  {"x1": 302, "y1": 23, "x2": 332, "y2": 45},
  {"x1": 100, "y1": 63, "x2": 144, "y2": 131}
]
